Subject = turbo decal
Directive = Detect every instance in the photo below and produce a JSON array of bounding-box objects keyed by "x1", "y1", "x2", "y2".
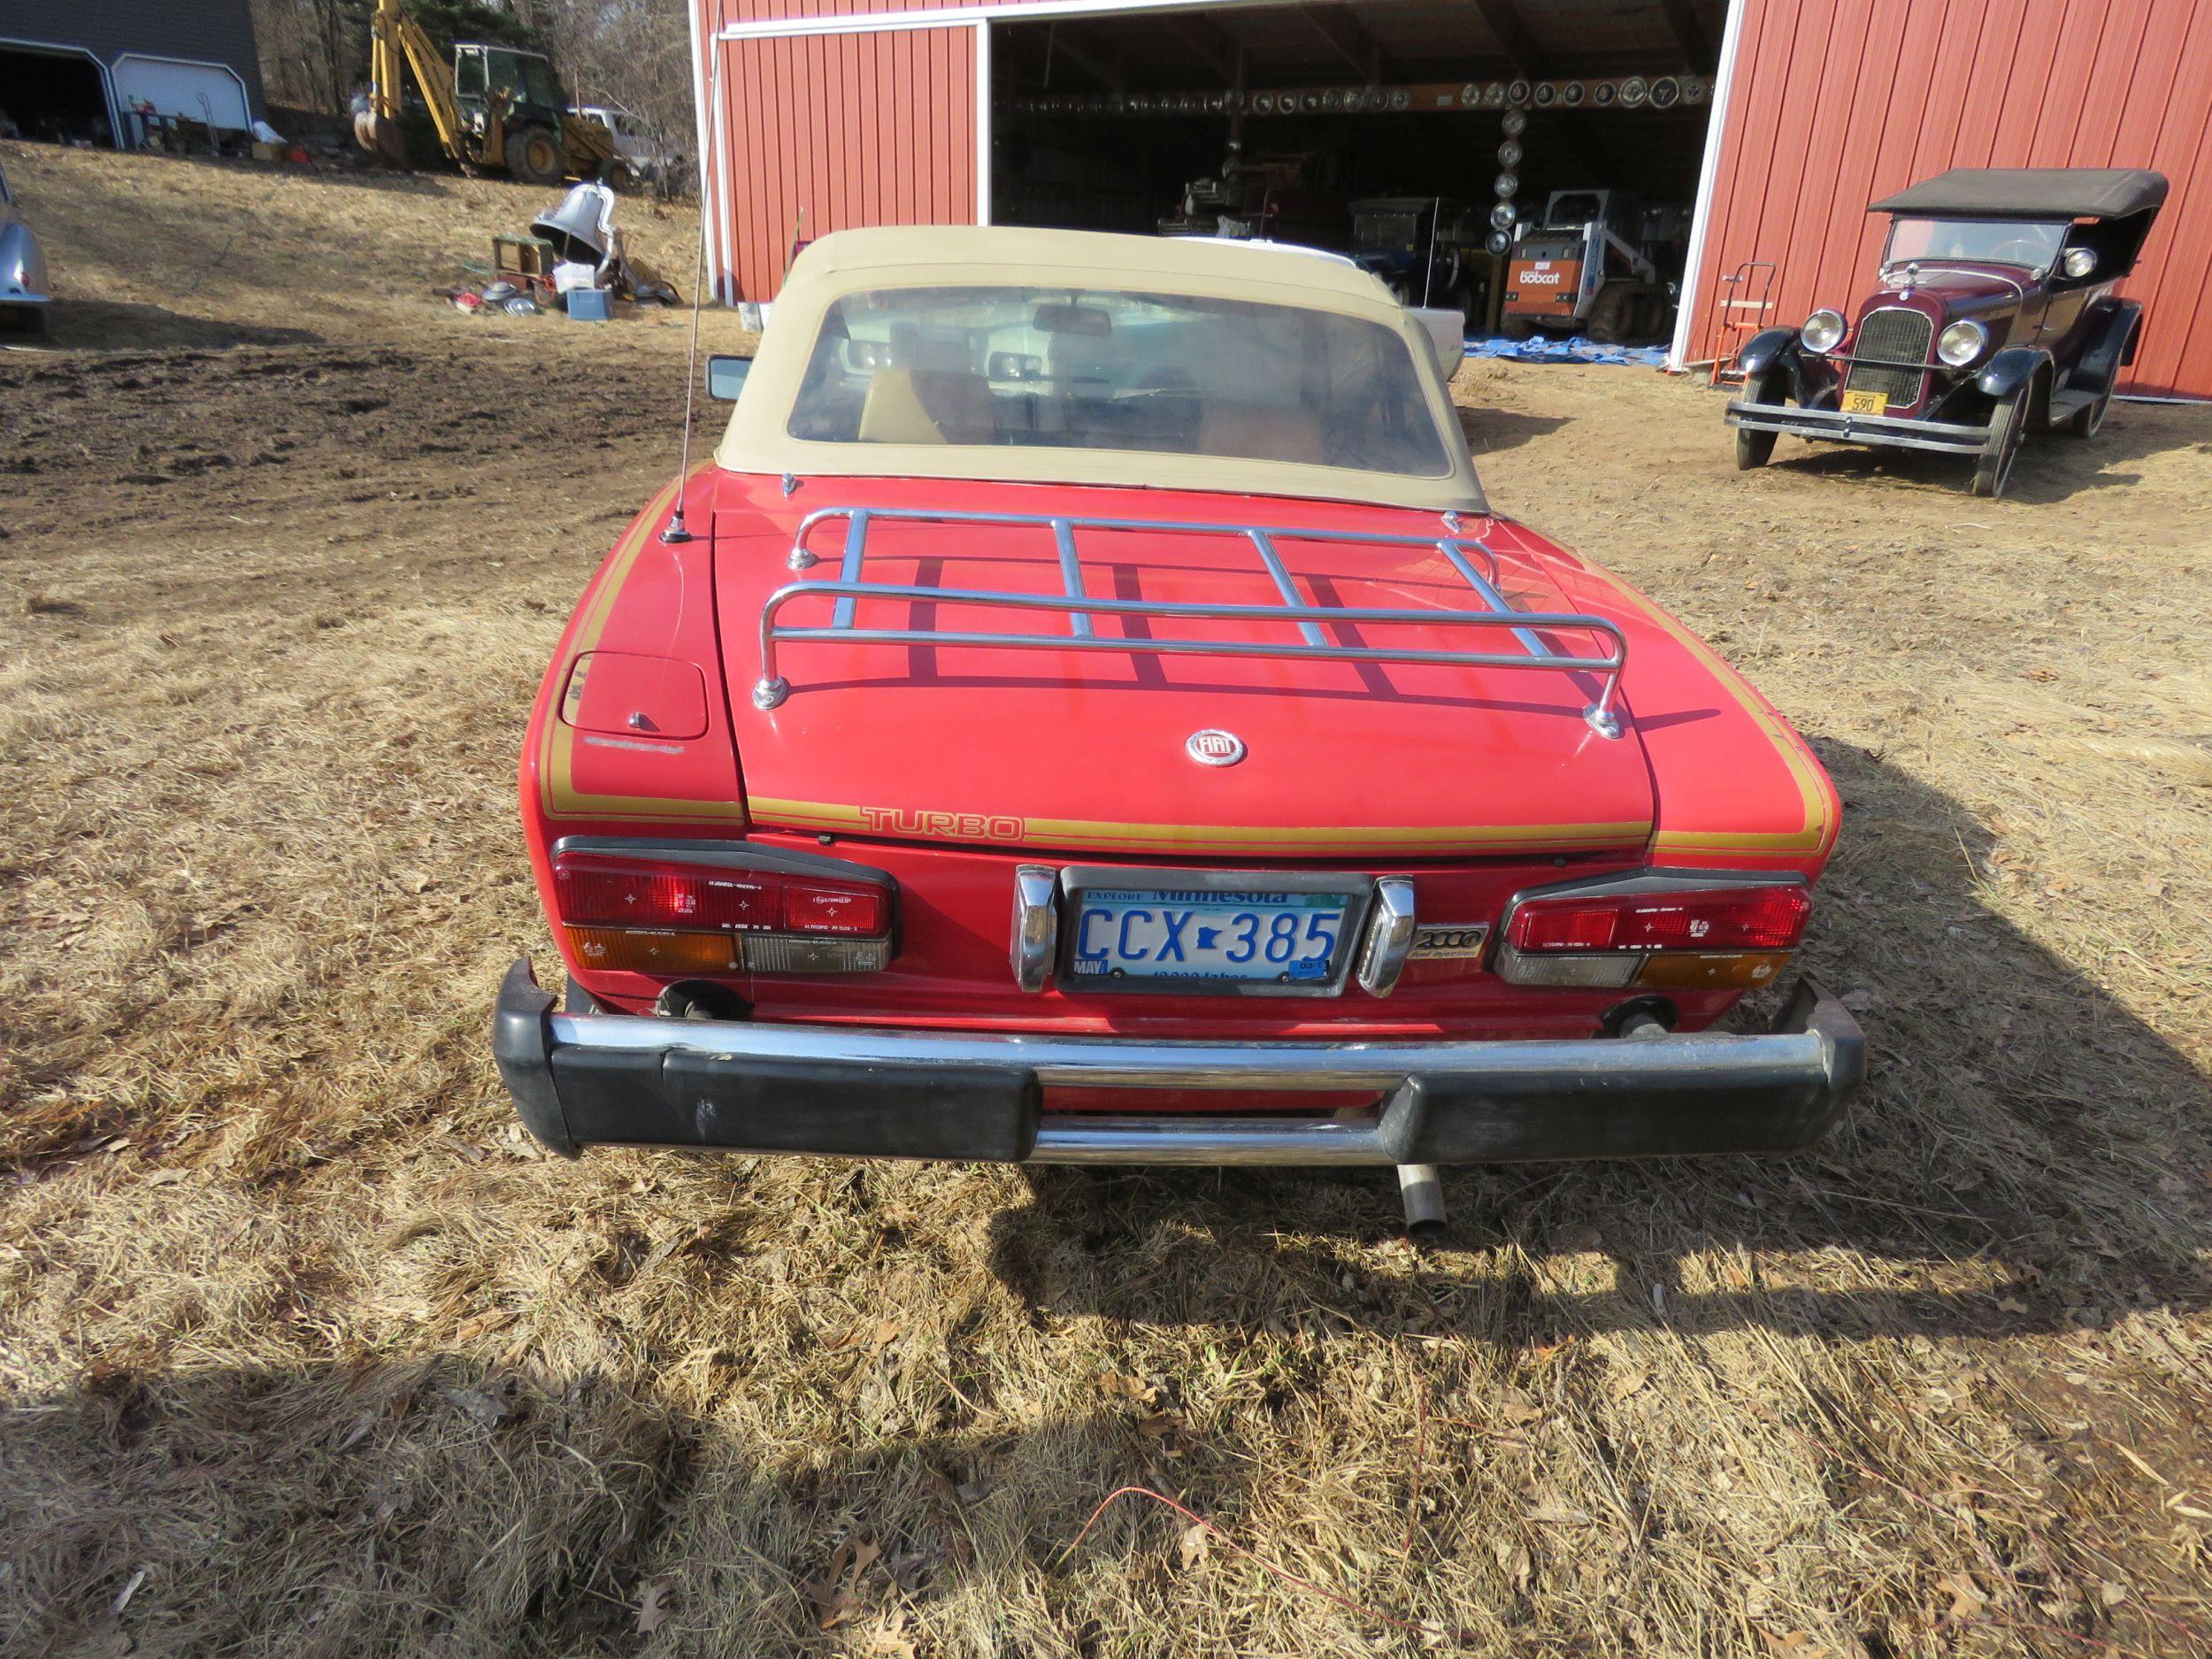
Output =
[{"x1": 859, "y1": 807, "x2": 1026, "y2": 841}]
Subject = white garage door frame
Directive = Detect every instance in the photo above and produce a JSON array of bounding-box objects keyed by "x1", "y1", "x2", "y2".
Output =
[
  {"x1": 702, "y1": 0, "x2": 1747, "y2": 372},
  {"x1": 0, "y1": 37, "x2": 121, "y2": 144},
  {"x1": 111, "y1": 52, "x2": 254, "y2": 133}
]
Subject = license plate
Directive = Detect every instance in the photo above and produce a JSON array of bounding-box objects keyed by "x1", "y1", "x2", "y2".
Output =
[
  {"x1": 1060, "y1": 870, "x2": 1368, "y2": 995},
  {"x1": 1840, "y1": 389, "x2": 1888, "y2": 415}
]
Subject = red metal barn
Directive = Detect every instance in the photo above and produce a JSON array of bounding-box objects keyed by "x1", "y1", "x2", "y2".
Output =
[{"x1": 689, "y1": 0, "x2": 2212, "y2": 397}]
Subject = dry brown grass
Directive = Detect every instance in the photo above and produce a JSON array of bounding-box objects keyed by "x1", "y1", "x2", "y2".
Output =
[{"x1": 4, "y1": 142, "x2": 2211, "y2": 1657}]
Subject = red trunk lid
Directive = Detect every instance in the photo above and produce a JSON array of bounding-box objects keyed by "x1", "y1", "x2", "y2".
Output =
[{"x1": 709, "y1": 475, "x2": 1653, "y2": 861}]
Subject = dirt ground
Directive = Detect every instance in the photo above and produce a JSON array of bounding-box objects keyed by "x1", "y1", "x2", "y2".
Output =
[{"x1": 4, "y1": 142, "x2": 2210, "y2": 1659}]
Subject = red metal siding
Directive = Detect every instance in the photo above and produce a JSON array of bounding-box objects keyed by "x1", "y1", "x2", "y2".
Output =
[
  {"x1": 690, "y1": 0, "x2": 987, "y2": 303},
  {"x1": 1689, "y1": 0, "x2": 2212, "y2": 397},
  {"x1": 696, "y1": 0, "x2": 995, "y2": 302}
]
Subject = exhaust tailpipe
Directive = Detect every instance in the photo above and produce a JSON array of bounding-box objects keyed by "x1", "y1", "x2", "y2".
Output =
[{"x1": 1396, "y1": 1163, "x2": 1446, "y2": 1240}]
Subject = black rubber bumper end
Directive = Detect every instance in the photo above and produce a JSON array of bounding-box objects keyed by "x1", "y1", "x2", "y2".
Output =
[{"x1": 493, "y1": 958, "x2": 579, "y2": 1157}]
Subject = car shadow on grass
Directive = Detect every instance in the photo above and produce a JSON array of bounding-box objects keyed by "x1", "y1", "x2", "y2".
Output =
[
  {"x1": 1, "y1": 1356, "x2": 1175, "y2": 1656},
  {"x1": 31, "y1": 299, "x2": 325, "y2": 351},
  {"x1": 1758, "y1": 405, "x2": 2200, "y2": 503},
  {"x1": 988, "y1": 739, "x2": 2212, "y2": 1348},
  {"x1": 1454, "y1": 403, "x2": 1571, "y2": 457}
]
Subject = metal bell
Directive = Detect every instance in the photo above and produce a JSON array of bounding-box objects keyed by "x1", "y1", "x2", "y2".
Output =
[{"x1": 529, "y1": 182, "x2": 618, "y2": 265}]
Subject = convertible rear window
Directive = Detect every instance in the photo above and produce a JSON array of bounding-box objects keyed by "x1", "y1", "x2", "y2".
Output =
[{"x1": 785, "y1": 285, "x2": 1452, "y2": 477}]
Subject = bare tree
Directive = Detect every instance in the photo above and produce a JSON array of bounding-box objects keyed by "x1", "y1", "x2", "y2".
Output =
[
  {"x1": 530, "y1": 0, "x2": 696, "y2": 193},
  {"x1": 252, "y1": 0, "x2": 371, "y2": 114}
]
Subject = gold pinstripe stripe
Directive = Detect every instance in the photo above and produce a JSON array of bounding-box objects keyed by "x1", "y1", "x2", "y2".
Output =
[{"x1": 746, "y1": 796, "x2": 1649, "y2": 856}]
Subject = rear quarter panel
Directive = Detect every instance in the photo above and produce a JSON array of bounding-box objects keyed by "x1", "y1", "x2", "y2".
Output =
[
  {"x1": 1506, "y1": 523, "x2": 1839, "y2": 878},
  {"x1": 519, "y1": 470, "x2": 748, "y2": 985}
]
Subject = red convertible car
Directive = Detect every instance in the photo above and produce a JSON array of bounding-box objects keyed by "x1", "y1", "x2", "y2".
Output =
[{"x1": 495, "y1": 227, "x2": 1861, "y2": 1223}]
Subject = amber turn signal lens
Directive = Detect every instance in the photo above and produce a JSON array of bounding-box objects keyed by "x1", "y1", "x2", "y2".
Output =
[
  {"x1": 1631, "y1": 950, "x2": 1792, "y2": 990},
  {"x1": 564, "y1": 926, "x2": 738, "y2": 975}
]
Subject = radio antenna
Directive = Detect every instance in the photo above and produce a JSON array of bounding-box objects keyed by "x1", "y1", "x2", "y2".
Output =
[{"x1": 661, "y1": 51, "x2": 723, "y2": 545}]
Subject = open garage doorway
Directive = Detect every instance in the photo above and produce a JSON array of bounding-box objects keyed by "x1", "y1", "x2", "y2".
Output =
[
  {"x1": 0, "y1": 42, "x2": 115, "y2": 147},
  {"x1": 987, "y1": 1, "x2": 1725, "y2": 347}
]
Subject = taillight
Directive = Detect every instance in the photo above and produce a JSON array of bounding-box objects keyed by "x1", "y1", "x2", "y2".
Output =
[
  {"x1": 1497, "y1": 879, "x2": 1810, "y2": 990},
  {"x1": 552, "y1": 848, "x2": 893, "y2": 976}
]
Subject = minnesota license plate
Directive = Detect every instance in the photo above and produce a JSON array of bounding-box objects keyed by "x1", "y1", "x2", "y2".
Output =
[
  {"x1": 1840, "y1": 389, "x2": 1888, "y2": 415},
  {"x1": 1061, "y1": 871, "x2": 1368, "y2": 995}
]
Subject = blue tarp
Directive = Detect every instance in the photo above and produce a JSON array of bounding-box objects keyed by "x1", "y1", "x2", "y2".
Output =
[{"x1": 1465, "y1": 334, "x2": 1670, "y2": 367}]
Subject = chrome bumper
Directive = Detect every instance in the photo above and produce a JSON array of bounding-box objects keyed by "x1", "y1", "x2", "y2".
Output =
[
  {"x1": 495, "y1": 961, "x2": 1863, "y2": 1166},
  {"x1": 1725, "y1": 399, "x2": 1988, "y2": 455}
]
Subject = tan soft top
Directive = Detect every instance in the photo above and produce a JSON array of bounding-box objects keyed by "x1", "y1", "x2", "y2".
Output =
[{"x1": 715, "y1": 225, "x2": 1486, "y2": 513}]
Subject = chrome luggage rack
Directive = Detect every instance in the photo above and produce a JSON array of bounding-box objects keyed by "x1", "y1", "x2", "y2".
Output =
[{"x1": 754, "y1": 506, "x2": 1630, "y2": 737}]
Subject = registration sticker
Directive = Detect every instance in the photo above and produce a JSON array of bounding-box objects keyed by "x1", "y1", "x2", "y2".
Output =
[{"x1": 1840, "y1": 389, "x2": 1888, "y2": 416}]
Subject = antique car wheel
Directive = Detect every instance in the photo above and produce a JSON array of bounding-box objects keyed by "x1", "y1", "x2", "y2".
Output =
[
  {"x1": 2065, "y1": 384, "x2": 2113, "y2": 438},
  {"x1": 1970, "y1": 388, "x2": 2026, "y2": 497},
  {"x1": 1734, "y1": 368, "x2": 1786, "y2": 471}
]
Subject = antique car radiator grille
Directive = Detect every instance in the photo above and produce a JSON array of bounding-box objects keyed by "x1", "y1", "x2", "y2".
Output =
[{"x1": 1844, "y1": 308, "x2": 1933, "y2": 404}]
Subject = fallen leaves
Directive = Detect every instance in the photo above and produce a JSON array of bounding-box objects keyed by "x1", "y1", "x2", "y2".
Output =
[
  {"x1": 1526, "y1": 1500, "x2": 1594, "y2": 1526},
  {"x1": 828, "y1": 1317, "x2": 902, "y2": 1356},
  {"x1": 634, "y1": 1576, "x2": 672, "y2": 1635},
  {"x1": 807, "y1": 1537, "x2": 881, "y2": 1630},
  {"x1": 439, "y1": 1386, "x2": 509, "y2": 1430},
  {"x1": 1940, "y1": 1571, "x2": 1988, "y2": 1622}
]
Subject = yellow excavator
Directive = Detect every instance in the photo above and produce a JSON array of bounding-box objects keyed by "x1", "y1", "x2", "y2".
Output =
[{"x1": 355, "y1": 0, "x2": 617, "y2": 187}]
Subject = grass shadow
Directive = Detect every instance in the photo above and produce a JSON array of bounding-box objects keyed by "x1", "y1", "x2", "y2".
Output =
[{"x1": 35, "y1": 299, "x2": 325, "y2": 351}]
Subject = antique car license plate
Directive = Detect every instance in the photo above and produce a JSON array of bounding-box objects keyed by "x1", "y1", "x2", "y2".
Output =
[
  {"x1": 1062, "y1": 872, "x2": 1368, "y2": 995},
  {"x1": 1839, "y1": 389, "x2": 1888, "y2": 415}
]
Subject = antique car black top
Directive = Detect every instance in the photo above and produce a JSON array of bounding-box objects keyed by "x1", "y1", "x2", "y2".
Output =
[{"x1": 1724, "y1": 167, "x2": 2168, "y2": 496}]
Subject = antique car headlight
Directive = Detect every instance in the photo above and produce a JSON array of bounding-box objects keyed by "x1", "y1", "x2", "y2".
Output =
[
  {"x1": 1936, "y1": 319, "x2": 1989, "y2": 367},
  {"x1": 1801, "y1": 309, "x2": 1847, "y2": 353},
  {"x1": 2062, "y1": 247, "x2": 2099, "y2": 279}
]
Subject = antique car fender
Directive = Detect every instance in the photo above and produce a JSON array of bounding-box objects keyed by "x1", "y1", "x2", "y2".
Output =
[
  {"x1": 1735, "y1": 326, "x2": 1802, "y2": 380},
  {"x1": 2068, "y1": 300, "x2": 2144, "y2": 396},
  {"x1": 1974, "y1": 344, "x2": 2055, "y2": 404}
]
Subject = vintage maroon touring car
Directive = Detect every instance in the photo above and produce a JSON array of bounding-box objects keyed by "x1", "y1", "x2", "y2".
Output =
[
  {"x1": 495, "y1": 227, "x2": 1861, "y2": 1223},
  {"x1": 1725, "y1": 167, "x2": 2168, "y2": 497}
]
